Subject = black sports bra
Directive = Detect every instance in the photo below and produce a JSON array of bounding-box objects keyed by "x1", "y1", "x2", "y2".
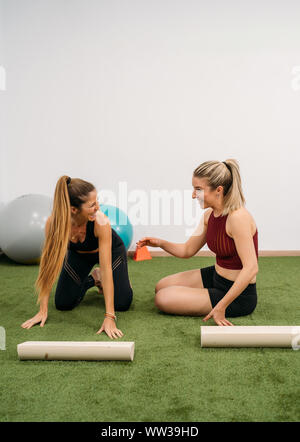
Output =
[{"x1": 68, "y1": 221, "x2": 124, "y2": 253}]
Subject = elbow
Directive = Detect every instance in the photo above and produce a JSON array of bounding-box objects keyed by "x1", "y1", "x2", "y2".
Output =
[
  {"x1": 245, "y1": 263, "x2": 258, "y2": 278},
  {"x1": 181, "y1": 245, "x2": 192, "y2": 259}
]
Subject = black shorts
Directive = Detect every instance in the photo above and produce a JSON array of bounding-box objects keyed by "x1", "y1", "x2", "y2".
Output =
[{"x1": 200, "y1": 265, "x2": 257, "y2": 318}]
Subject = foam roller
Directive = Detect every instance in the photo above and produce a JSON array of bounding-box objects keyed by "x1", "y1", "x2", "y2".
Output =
[
  {"x1": 200, "y1": 326, "x2": 300, "y2": 348},
  {"x1": 17, "y1": 341, "x2": 135, "y2": 361}
]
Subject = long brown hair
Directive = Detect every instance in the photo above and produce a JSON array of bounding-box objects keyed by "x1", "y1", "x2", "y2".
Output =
[
  {"x1": 193, "y1": 159, "x2": 245, "y2": 215},
  {"x1": 35, "y1": 176, "x2": 95, "y2": 303}
]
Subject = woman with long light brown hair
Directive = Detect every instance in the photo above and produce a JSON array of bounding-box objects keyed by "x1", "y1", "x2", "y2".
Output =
[
  {"x1": 137, "y1": 159, "x2": 258, "y2": 326},
  {"x1": 21, "y1": 176, "x2": 133, "y2": 339}
]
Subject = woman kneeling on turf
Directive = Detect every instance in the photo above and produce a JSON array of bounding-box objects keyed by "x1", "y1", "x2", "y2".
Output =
[
  {"x1": 22, "y1": 176, "x2": 133, "y2": 339},
  {"x1": 137, "y1": 159, "x2": 258, "y2": 326}
]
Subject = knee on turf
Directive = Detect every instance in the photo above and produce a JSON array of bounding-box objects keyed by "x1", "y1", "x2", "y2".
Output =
[
  {"x1": 114, "y1": 288, "x2": 133, "y2": 312},
  {"x1": 155, "y1": 287, "x2": 172, "y2": 312}
]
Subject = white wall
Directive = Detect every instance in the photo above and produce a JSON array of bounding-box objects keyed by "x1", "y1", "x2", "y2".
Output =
[{"x1": 1, "y1": 0, "x2": 300, "y2": 250}]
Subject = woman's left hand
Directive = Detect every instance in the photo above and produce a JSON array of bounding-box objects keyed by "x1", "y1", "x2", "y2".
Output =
[
  {"x1": 96, "y1": 318, "x2": 124, "y2": 339},
  {"x1": 203, "y1": 306, "x2": 234, "y2": 326}
]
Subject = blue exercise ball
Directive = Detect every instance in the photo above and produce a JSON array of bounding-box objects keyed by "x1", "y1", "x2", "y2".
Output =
[
  {"x1": 100, "y1": 204, "x2": 133, "y2": 251},
  {"x1": 0, "y1": 194, "x2": 52, "y2": 264}
]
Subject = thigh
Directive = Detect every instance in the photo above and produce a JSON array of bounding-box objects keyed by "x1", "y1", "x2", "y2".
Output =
[
  {"x1": 65, "y1": 251, "x2": 98, "y2": 281},
  {"x1": 55, "y1": 250, "x2": 96, "y2": 310},
  {"x1": 155, "y1": 269, "x2": 205, "y2": 293},
  {"x1": 155, "y1": 286, "x2": 212, "y2": 316}
]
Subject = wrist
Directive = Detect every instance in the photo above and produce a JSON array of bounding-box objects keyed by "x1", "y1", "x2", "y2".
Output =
[
  {"x1": 39, "y1": 302, "x2": 48, "y2": 313},
  {"x1": 104, "y1": 312, "x2": 117, "y2": 321},
  {"x1": 159, "y1": 239, "x2": 165, "y2": 249},
  {"x1": 215, "y1": 302, "x2": 226, "y2": 311}
]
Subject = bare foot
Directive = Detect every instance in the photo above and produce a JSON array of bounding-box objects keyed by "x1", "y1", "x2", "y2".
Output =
[{"x1": 91, "y1": 267, "x2": 103, "y2": 294}]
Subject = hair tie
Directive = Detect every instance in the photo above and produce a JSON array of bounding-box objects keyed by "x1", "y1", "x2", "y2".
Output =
[
  {"x1": 66, "y1": 177, "x2": 71, "y2": 185},
  {"x1": 222, "y1": 161, "x2": 231, "y2": 173}
]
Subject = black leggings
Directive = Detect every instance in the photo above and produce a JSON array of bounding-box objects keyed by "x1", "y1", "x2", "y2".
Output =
[{"x1": 55, "y1": 247, "x2": 133, "y2": 312}]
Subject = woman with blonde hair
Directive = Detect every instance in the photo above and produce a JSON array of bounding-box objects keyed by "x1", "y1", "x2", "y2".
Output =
[
  {"x1": 137, "y1": 159, "x2": 258, "y2": 326},
  {"x1": 22, "y1": 176, "x2": 133, "y2": 339}
]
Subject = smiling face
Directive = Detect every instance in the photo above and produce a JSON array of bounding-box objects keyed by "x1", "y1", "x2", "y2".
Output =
[
  {"x1": 71, "y1": 189, "x2": 100, "y2": 222},
  {"x1": 192, "y1": 176, "x2": 223, "y2": 209}
]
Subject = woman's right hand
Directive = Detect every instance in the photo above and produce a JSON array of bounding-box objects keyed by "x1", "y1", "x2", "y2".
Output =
[
  {"x1": 21, "y1": 310, "x2": 48, "y2": 329},
  {"x1": 136, "y1": 237, "x2": 162, "y2": 248}
]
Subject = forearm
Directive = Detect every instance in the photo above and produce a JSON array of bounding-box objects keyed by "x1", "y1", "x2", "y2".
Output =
[
  {"x1": 38, "y1": 292, "x2": 50, "y2": 312},
  {"x1": 160, "y1": 240, "x2": 187, "y2": 258},
  {"x1": 101, "y1": 271, "x2": 115, "y2": 314},
  {"x1": 216, "y1": 267, "x2": 257, "y2": 310}
]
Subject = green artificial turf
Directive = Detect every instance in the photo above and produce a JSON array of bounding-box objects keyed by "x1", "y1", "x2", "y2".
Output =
[{"x1": 0, "y1": 255, "x2": 299, "y2": 422}]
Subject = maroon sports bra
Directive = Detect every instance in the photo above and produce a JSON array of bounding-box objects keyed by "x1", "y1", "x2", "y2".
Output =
[{"x1": 206, "y1": 211, "x2": 258, "y2": 270}]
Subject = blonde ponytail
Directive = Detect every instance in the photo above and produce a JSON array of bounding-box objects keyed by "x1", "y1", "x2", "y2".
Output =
[
  {"x1": 35, "y1": 176, "x2": 71, "y2": 303},
  {"x1": 222, "y1": 159, "x2": 245, "y2": 215}
]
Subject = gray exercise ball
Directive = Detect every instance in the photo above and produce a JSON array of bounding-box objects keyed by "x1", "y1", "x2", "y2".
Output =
[{"x1": 0, "y1": 194, "x2": 52, "y2": 264}]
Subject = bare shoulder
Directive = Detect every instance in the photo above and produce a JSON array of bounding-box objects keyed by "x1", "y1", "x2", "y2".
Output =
[
  {"x1": 204, "y1": 208, "x2": 213, "y2": 225},
  {"x1": 227, "y1": 207, "x2": 257, "y2": 236},
  {"x1": 228, "y1": 207, "x2": 255, "y2": 222},
  {"x1": 94, "y1": 210, "x2": 111, "y2": 237}
]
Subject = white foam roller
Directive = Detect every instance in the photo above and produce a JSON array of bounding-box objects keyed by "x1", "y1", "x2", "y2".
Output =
[
  {"x1": 200, "y1": 326, "x2": 300, "y2": 348},
  {"x1": 17, "y1": 341, "x2": 135, "y2": 361}
]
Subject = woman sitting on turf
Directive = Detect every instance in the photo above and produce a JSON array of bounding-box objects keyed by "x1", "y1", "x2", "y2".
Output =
[
  {"x1": 137, "y1": 159, "x2": 258, "y2": 326},
  {"x1": 21, "y1": 176, "x2": 133, "y2": 339}
]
